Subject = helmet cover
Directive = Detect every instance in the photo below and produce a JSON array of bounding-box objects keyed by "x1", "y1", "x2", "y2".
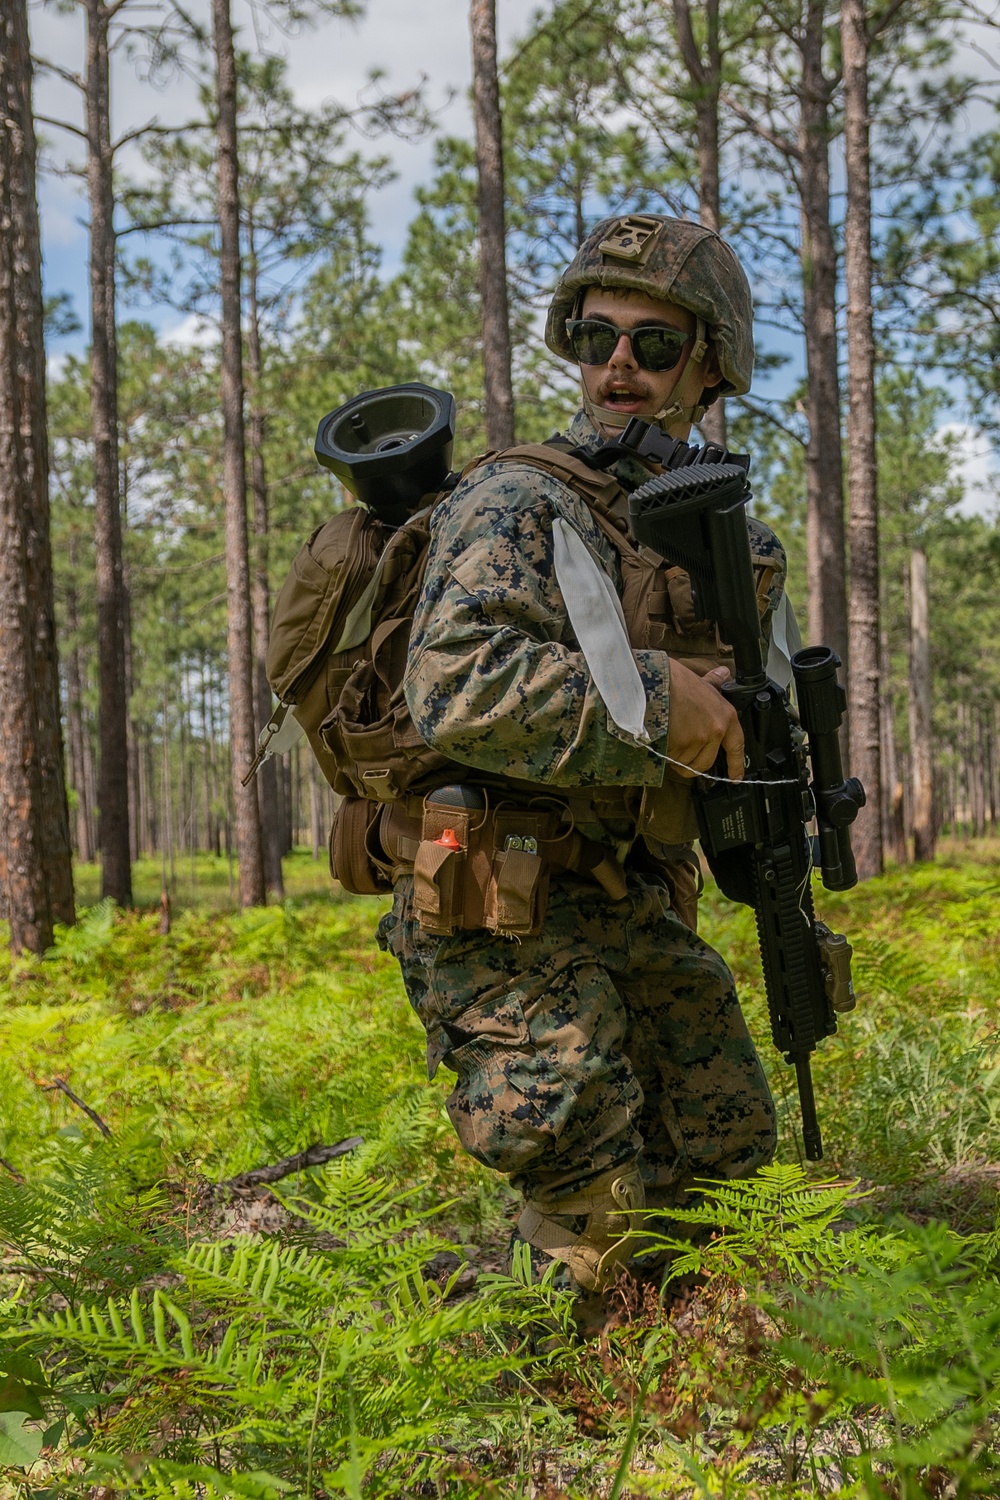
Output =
[{"x1": 544, "y1": 213, "x2": 754, "y2": 397}]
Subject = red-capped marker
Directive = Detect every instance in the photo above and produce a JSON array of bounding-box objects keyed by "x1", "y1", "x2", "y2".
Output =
[{"x1": 435, "y1": 828, "x2": 461, "y2": 850}]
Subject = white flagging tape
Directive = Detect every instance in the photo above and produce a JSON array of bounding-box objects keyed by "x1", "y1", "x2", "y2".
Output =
[
  {"x1": 766, "y1": 591, "x2": 803, "y2": 693},
  {"x1": 552, "y1": 516, "x2": 650, "y2": 744}
]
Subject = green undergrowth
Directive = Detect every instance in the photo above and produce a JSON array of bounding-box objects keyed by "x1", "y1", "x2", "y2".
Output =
[
  {"x1": 72, "y1": 851, "x2": 337, "y2": 916},
  {"x1": 0, "y1": 849, "x2": 998, "y2": 1495}
]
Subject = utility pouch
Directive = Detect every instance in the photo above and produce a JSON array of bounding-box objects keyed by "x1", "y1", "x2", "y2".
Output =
[
  {"x1": 320, "y1": 616, "x2": 452, "y2": 801},
  {"x1": 413, "y1": 805, "x2": 478, "y2": 936},
  {"x1": 484, "y1": 809, "x2": 555, "y2": 939},
  {"x1": 329, "y1": 797, "x2": 394, "y2": 895}
]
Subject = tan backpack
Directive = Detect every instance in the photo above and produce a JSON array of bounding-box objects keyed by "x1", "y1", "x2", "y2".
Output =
[{"x1": 264, "y1": 501, "x2": 460, "y2": 803}]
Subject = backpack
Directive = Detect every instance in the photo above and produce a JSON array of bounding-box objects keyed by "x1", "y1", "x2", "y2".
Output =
[{"x1": 264, "y1": 500, "x2": 460, "y2": 804}]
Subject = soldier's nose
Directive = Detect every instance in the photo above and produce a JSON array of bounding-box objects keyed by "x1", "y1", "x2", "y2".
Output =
[{"x1": 608, "y1": 333, "x2": 637, "y2": 370}]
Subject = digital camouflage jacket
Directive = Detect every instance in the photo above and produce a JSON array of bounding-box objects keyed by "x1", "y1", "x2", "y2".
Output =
[{"x1": 404, "y1": 410, "x2": 786, "y2": 800}]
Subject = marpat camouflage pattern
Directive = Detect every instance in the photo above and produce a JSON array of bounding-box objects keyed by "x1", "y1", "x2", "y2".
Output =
[
  {"x1": 378, "y1": 867, "x2": 776, "y2": 1209},
  {"x1": 393, "y1": 409, "x2": 781, "y2": 1209}
]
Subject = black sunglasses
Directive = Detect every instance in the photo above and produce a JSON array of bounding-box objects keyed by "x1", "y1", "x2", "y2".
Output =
[{"x1": 565, "y1": 317, "x2": 693, "y2": 373}]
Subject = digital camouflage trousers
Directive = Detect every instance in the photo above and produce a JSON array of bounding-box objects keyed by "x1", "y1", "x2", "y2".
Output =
[{"x1": 377, "y1": 869, "x2": 776, "y2": 1213}]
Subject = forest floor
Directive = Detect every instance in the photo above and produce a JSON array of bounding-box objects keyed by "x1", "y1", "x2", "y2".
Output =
[{"x1": 1, "y1": 845, "x2": 999, "y2": 1497}]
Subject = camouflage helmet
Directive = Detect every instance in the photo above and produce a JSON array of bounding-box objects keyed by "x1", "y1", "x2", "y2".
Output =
[{"x1": 544, "y1": 213, "x2": 754, "y2": 397}]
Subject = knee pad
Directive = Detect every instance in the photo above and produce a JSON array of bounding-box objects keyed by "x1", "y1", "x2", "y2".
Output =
[{"x1": 517, "y1": 1162, "x2": 645, "y2": 1293}]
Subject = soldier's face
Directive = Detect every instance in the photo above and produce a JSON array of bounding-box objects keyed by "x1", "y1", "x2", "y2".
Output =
[{"x1": 577, "y1": 287, "x2": 720, "y2": 430}]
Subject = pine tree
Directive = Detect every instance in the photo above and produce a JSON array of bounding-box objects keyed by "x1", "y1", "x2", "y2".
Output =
[
  {"x1": 470, "y1": 0, "x2": 515, "y2": 448},
  {"x1": 0, "y1": 0, "x2": 74, "y2": 951},
  {"x1": 842, "y1": 0, "x2": 882, "y2": 876},
  {"x1": 211, "y1": 0, "x2": 265, "y2": 908}
]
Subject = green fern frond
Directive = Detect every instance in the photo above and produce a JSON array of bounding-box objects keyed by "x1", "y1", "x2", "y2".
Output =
[{"x1": 851, "y1": 933, "x2": 938, "y2": 1004}]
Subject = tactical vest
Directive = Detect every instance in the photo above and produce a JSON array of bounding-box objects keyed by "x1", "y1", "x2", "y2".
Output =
[
  {"x1": 482, "y1": 445, "x2": 779, "y2": 845},
  {"x1": 266, "y1": 441, "x2": 781, "y2": 865}
]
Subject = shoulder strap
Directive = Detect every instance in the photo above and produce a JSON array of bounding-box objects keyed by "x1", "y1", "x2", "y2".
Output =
[{"x1": 470, "y1": 441, "x2": 629, "y2": 528}]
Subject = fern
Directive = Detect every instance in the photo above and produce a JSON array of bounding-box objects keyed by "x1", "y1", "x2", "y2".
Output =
[
  {"x1": 633, "y1": 1167, "x2": 1000, "y2": 1496},
  {"x1": 643, "y1": 1164, "x2": 886, "y2": 1288},
  {"x1": 4, "y1": 868, "x2": 1000, "y2": 1498},
  {"x1": 782, "y1": 1222, "x2": 1000, "y2": 1493},
  {"x1": 49, "y1": 897, "x2": 119, "y2": 966},
  {"x1": 3, "y1": 1153, "x2": 560, "y2": 1497},
  {"x1": 0, "y1": 1139, "x2": 178, "y2": 1307}
]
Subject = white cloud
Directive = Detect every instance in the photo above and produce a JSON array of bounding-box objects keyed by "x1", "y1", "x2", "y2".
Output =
[
  {"x1": 936, "y1": 421, "x2": 999, "y2": 518},
  {"x1": 31, "y1": 0, "x2": 540, "y2": 330},
  {"x1": 161, "y1": 312, "x2": 218, "y2": 350},
  {"x1": 46, "y1": 350, "x2": 70, "y2": 382}
]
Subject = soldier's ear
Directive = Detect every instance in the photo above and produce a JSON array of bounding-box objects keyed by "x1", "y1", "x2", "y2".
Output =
[{"x1": 699, "y1": 342, "x2": 723, "y2": 390}]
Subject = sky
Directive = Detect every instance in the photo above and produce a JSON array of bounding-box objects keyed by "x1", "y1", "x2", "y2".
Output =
[
  {"x1": 28, "y1": 0, "x2": 999, "y2": 513},
  {"x1": 30, "y1": 0, "x2": 540, "y2": 350}
]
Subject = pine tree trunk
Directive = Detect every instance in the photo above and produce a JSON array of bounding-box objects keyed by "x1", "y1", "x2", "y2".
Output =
[
  {"x1": 85, "y1": 0, "x2": 131, "y2": 906},
  {"x1": 470, "y1": 0, "x2": 515, "y2": 449},
  {"x1": 879, "y1": 636, "x2": 906, "y2": 864},
  {"x1": 798, "y1": 1, "x2": 847, "y2": 671},
  {"x1": 11, "y1": 0, "x2": 74, "y2": 924},
  {"x1": 119, "y1": 465, "x2": 140, "y2": 865},
  {"x1": 672, "y1": 0, "x2": 726, "y2": 448},
  {"x1": 974, "y1": 709, "x2": 986, "y2": 838},
  {"x1": 212, "y1": 0, "x2": 265, "y2": 907},
  {"x1": 209, "y1": 677, "x2": 221, "y2": 856},
  {"x1": 908, "y1": 545, "x2": 934, "y2": 861},
  {"x1": 138, "y1": 731, "x2": 149, "y2": 855},
  {"x1": 162, "y1": 684, "x2": 175, "y2": 887},
  {"x1": 959, "y1": 703, "x2": 970, "y2": 840},
  {"x1": 65, "y1": 576, "x2": 95, "y2": 864},
  {"x1": 309, "y1": 753, "x2": 322, "y2": 860},
  {"x1": 988, "y1": 705, "x2": 998, "y2": 833},
  {"x1": 200, "y1": 663, "x2": 213, "y2": 857},
  {"x1": 0, "y1": 2, "x2": 67, "y2": 952},
  {"x1": 245, "y1": 223, "x2": 283, "y2": 897},
  {"x1": 842, "y1": 0, "x2": 882, "y2": 878}
]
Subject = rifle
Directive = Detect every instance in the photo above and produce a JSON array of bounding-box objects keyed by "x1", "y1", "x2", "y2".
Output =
[{"x1": 598, "y1": 421, "x2": 864, "y2": 1162}]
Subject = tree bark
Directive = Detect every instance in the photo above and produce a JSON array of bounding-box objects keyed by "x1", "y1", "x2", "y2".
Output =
[
  {"x1": 798, "y1": 0, "x2": 848, "y2": 671},
  {"x1": 879, "y1": 635, "x2": 906, "y2": 865},
  {"x1": 11, "y1": 0, "x2": 74, "y2": 925},
  {"x1": 841, "y1": 0, "x2": 882, "y2": 878},
  {"x1": 470, "y1": 0, "x2": 515, "y2": 449},
  {"x1": 245, "y1": 218, "x2": 283, "y2": 897},
  {"x1": 212, "y1": 0, "x2": 265, "y2": 907},
  {"x1": 672, "y1": 0, "x2": 726, "y2": 447},
  {"x1": 908, "y1": 545, "x2": 934, "y2": 861},
  {"x1": 309, "y1": 752, "x2": 323, "y2": 860},
  {"x1": 720, "y1": 2, "x2": 847, "y2": 662},
  {"x1": 0, "y1": 2, "x2": 68, "y2": 953},
  {"x1": 86, "y1": 0, "x2": 132, "y2": 906},
  {"x1": 65, "y1": 571, "x2": 95, "y2": 864}
]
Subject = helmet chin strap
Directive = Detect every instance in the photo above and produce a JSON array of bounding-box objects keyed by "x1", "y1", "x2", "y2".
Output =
[{"x1": 582, "y1": 318, "x2": 708, "y2": 437}]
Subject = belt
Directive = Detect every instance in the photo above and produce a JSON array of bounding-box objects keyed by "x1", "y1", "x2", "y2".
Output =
[{"x1": 379, "y1": 801, "x2": 629, "y2": 901}]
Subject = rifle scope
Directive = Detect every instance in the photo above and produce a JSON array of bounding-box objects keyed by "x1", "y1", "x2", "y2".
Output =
[{"x1": 791, "y1": 646, "x2": 866, "y2": 890}]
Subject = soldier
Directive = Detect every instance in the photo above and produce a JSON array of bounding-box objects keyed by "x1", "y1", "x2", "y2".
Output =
[{"x1": 376, "y1": 214, "x2": 780, "y2": 1318}]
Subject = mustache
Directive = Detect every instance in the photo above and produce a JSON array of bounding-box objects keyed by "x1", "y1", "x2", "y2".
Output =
[{"x1": 595, "y1": 376, "x2": 653, "y2": 402}]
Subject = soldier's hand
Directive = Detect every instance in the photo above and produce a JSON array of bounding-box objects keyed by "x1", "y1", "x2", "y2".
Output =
[{"x1": 666, "y1": 661, "x2": 744, "y2": 780}]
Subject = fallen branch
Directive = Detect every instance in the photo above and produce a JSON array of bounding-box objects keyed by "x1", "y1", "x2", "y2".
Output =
[
  {"x1": 39, "y1": 1079, "x2": 112, "y2": 1138},
  {"x1": 218, "y1": 1137, "x2": 364, "y2": 1196},
  {"x1": 0, "y1": 1156, "x2": 25, "y2": 1183}
]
